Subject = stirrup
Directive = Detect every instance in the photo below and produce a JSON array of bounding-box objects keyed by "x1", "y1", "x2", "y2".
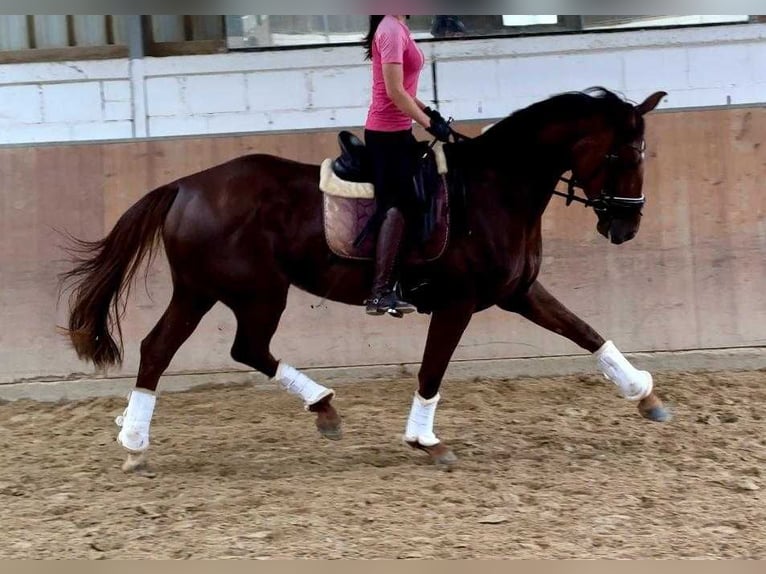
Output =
[{"x1": 365, "y1": 290, "x2": 416, "y2": 317}]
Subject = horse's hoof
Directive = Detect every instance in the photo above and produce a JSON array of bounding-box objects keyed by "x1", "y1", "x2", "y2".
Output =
[
  {"x1": 315, "y1": 412, "x2": 343, "y2": 440},
  {"x1": 638, "y1": 393, "x2": 672, "y2": 423},
  {"x1": 433, "y1": 448, "x2": 458, "y2": 470},
  {"x1": 406, "y1": 440, "x2": 458, "y2": 470},
  {"x1": 121, "y1": 452, "x2": 156, "y2": 477},
  {"x1": 317, "y1": 422, "x2": 344, "y2": 441},
  {"x1": 310, "y1": 396, "x2": 343, "y2": 440},
  {"x1": 642, "y1": 405, "x2": 672, "y2": 423}
]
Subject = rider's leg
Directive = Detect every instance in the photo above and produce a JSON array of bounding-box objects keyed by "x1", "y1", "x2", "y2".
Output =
[{"x1": 364, "y1": 128, "x2": 417, "y2": 316}]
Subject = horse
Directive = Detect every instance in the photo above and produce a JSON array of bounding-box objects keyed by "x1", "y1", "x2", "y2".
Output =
[{"x1": 59, "y1": 86, "x2": 670, "y2": 472}]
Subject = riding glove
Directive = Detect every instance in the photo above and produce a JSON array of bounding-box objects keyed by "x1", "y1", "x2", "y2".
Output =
[
  {"x1": 423, "y1": 106, "x2": 446, "y2": 124},
  {"x1": 426, "y1": 115, "x2": 452, "y2": 142}
]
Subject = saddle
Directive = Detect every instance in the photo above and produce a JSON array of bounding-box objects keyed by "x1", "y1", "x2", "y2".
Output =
[{"x1": 319, "y1": 130, "x2": 450, "y2": 263}]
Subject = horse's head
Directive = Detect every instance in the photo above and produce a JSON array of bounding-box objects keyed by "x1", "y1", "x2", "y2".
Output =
[{"x1": 568, "y1": 89, "x2": 666, "y2": 245}]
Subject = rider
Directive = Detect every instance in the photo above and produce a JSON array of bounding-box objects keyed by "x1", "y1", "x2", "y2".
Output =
[{"x1": 362, "y1": 15, "x2": 452, "y2": 316}]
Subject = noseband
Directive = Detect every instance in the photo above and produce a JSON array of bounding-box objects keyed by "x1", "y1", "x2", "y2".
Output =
[{"x1": 554, "y1": 139, "x2": 647, "y2": 215}]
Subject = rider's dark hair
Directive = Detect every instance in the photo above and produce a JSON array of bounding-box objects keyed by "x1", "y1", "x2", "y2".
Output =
[{"x1": 363, "y1": 15, "x2": 385, "y2": 60}]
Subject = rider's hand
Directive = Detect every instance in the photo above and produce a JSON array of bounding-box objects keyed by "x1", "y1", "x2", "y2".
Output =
[
  {"x1": 426, "y1": 114, "x2": 452, "y2": 142},
  {"x1": 423, "y1": 106, "x2": 446, "y2": 125}
]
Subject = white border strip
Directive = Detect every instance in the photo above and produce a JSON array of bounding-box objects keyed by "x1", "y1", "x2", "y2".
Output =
[{"x1": 3, "y1": 347, "x2": 765, "y2": 403}]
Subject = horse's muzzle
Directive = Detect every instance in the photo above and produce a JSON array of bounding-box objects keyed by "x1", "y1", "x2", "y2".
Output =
[{"x1": 598, "y1": 217, "x2": 639, "y2": 245}]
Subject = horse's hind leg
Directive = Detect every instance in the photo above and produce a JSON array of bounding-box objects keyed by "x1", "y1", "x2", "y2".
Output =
[
  {"x1": 225, "y1": 290, "x2": 342, "y2": 440},
  {"x1": 499, "y1": 280, "x2": 670, "y2": 422},
  {"x1": 116, "y1": 287, "x2": 215, "y2": 473}
]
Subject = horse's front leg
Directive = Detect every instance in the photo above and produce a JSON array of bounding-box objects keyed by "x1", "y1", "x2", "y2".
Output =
[
  {"x1": 499, "y1": 280, "x2": 670, "y2": 422},
  {"x1": 404, "y1": 300, "x2": 475, "y2": 469}
]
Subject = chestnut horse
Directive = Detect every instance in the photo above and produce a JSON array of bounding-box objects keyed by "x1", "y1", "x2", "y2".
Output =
[{"x1": 60, "y1": 87, "x2": 670, "y2": 472}]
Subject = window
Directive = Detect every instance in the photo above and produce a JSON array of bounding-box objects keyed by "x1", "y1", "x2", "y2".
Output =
[
  {"x1": 581, "y1": 15, "x2": 751, "y2": 29},
  {"x1": 0, "y1": 15, "x2": 758, "y2": 63},
  {"x1": 0, "y1": 15, "x2": 128, "y2": 63},
  {"x1": 224, "y1": 15, "x2": 755, "y2": 50},
  {"x1": 143, "y1": 15, "x2": 226, "y2": 56},
  {"x1": 0, "y1": 15, "x2": 226, "y2": 63}
]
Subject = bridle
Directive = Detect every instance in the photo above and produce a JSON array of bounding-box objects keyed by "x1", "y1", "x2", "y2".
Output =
[
  {"x1": 439, "y1": 121, "x2": 648, "y2": 219},
  {"x1": 553, "y1": 139, "x2": 647, "y2": 216}
]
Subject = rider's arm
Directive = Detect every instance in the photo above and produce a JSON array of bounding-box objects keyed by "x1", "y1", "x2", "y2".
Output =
[{"x1": 382, "y1": 63, "x2": 432, "y2": 129}]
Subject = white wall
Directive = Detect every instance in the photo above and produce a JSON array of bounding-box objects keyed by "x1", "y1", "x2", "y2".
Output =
[
  {"x1": 0, "y1": 60, "x2": 133, "y2": 144},
  {"x1": 1, "y1": 22, "x2": 765, "y2": 145}
]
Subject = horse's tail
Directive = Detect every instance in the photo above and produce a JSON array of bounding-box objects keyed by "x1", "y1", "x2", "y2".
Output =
[{"x1": 59, "y1": 183, "x2": 180, "y2": 370}]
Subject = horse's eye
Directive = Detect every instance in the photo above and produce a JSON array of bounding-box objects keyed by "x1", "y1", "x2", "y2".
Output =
[{"x1": 625, "y1": 147, "x2": 644, "y2": 166}]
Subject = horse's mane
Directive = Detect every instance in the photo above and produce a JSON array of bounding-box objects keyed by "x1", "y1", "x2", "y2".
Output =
[{"x1": 472, "y1": 87, "x2": 640, "y2": 151}]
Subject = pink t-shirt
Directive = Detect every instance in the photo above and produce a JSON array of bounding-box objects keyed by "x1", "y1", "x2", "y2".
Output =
[{"x1": 365, "y1": 16, "x2": 425, "y2": 132}]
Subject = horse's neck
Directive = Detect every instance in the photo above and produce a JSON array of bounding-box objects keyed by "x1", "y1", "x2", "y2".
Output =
[
  {"x1": 452, "y1": 136, "x2": 570, "y2": 222},
  {"x1": 461, "y1": 117, "x2": 585, "y2": 214}
]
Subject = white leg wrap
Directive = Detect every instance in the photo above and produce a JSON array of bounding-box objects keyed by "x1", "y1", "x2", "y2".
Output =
[
  {"x1": 271, "y1": 362, "x2": 334, "y2": 409},
  {"x1": 115, "y1": 389, "x2": 156, "y2": 453},
  {"x1": 594, "y1": 340, "x2": 653, "y2": 401},
  {"x1": 403, "y1": 392, "x2": 441, "y2": 447}
]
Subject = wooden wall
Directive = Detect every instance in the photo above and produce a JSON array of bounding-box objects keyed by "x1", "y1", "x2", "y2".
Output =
[{"x1": 1, "y1": 107, "x2": 764, "y2": 385}]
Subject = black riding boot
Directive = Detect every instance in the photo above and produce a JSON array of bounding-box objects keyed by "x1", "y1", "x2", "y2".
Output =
[{"x1": 365, "y1": 207, "x2": 417, "y2": 316}]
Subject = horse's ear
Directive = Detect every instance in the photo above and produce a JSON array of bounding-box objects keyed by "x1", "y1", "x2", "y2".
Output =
[{"x1": 635, "y1": 91, "x2": 667, "y2": 116}]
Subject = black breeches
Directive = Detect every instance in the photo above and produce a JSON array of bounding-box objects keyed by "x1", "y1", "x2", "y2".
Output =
[{"x1": 364, "y1": 128, "x2": 419, "y2": 220}]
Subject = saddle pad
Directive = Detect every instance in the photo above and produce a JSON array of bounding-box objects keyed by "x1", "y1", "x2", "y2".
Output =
[
  {"x1": 319, "y1": 158, "x2": 375, "y2": 199},
  {"x1": 323, "y1": 176, "x2": 450, "y2": 264},
  {"x1": 318, "y1": 141, "x2": 448, "y2": 200}
]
